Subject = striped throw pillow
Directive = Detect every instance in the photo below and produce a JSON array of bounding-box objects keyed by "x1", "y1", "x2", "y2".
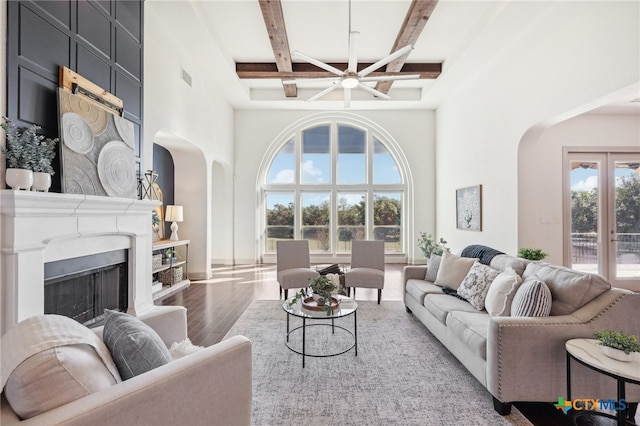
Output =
[{"x1": 511, "y1": 277, "x2": 552, "y2": 317}]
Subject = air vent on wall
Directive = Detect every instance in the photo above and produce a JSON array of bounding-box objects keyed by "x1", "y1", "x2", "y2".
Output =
[{"x1": 181, "y1": 66, "x2": 192, "y2": 87}]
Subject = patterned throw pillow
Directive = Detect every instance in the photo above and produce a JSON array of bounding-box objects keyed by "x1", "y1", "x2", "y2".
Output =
[
  {"x1": 456, "y1": 262, "x2": 501, "y2": 310},
  {"x1": 511, "y1": 277, "x2": 552, "y2": 317},
  {"x1": 424, "y1": 255, "x2": 442, "y2": 282},
  {"x1": 484, "y1": 267, "x2": 522, "y2": 316}
]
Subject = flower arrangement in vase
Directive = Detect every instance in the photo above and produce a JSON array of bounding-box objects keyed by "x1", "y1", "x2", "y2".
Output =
[{"x1": 417, "y1": 232, "x2": 449, "y2": 259}]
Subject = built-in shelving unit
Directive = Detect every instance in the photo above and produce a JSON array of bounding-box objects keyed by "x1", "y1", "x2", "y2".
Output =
[{"x1": 152, "y1": 239, "x2": 190, "y2": 301}]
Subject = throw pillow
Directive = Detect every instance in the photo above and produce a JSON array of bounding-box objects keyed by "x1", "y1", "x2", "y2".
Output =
[
  {"x1": 485, "y1": 267, "x2": 523, "y2": 316},
  {"x1": 456, "y1": 262, "x2": 501, "y2": 310},
  {"x1": 169, "y1": 338, "x2": 205, "y2": 361},
  {"x1": 103, "y1": 310, "x2": 172, "y2": 380},
  {"x1": 434, "y1": 251, "x2": 478, "y2": 289},
  {"x1": 511, "y1": 277, "x2": 552, "y2": 317},
  {"x1": 1, "y1": 314, "x2": 120, "y2": 419},
  {"x1": 424, "y1": 254, "x2": 442, "y2": 282}
]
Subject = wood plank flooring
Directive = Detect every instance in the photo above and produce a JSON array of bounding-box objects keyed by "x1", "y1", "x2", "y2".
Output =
[{"x1": 156, "y1": 263, "x2": 573, "y2": 426}]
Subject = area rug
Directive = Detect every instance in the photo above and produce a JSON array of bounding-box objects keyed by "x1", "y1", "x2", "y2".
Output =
[{"x1": 224, "y1": 300, "x2": 532, "y2": 426}]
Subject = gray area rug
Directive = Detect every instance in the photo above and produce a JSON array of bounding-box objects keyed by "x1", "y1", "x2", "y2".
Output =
[{"x1": 224, "y1": 300, "x2": 532, "y2": 426}]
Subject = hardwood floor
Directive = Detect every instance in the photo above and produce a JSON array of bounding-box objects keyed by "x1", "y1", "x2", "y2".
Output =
[{"x1": 156, "y1": 263, "x2": 573, "y2": 426}]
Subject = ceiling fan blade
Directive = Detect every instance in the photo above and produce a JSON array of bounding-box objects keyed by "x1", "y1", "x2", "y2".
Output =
[
  {"x1": 357, "y1": 82, "x2": 391, "y2": 100},
  {"x1": 344, "y1": 87, "x2": 351, "y2": 108},
  {"x1": 347, "y1": 31, "x2": 359, "y2": 73},
  {"x1": 306, "y1": 83, "x2": 340, "y2": 102},
  {"x1": 359, "y1": 74, "x2": 420, "y2": 83},
  {"x1": 291, "y1": 51, "x2": 344, "y2": 76},
  {"x1": 282, "y1": 77, "x2": 341, "y2": 85},
  {"x1": 358, "y1": 44, "x2": 414, "y2": 78}
]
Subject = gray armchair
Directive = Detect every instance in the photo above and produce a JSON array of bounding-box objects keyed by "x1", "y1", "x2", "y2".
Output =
[
  {"x1": 345, "y1": 240, "x2": 385, "y2": 304},
  {"x1": 276, "y1": 240, "x2": 319, "y2": 299}
]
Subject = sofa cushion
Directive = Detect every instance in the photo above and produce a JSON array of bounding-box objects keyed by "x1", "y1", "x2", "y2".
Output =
[
  {"x1": 423, "y1": 294, "x2": 479, "y2": 325},
  {"x1": 434, "y1": 251, "x2": 478, "y2": 289},
  {"x1": 489, "y1": 254, "x2": 528, "y2": 276},
  {"x1": 484, "y1": 267, "x2": 522, "y2": 316},
  {"x1": 406, "y1": 279, "x2": 443, "y2": 304},
  {"x1": 0, "y1": 314, "x2": 121, "y2": 420},
  {"x1": 456, "y1": 262, "x2": 501, "y2": 310},
  {"x1": 446, "y1": 311, "x2": 489, "y2": 360},
  {"x1": 103, "y1": 310, "x2": 172, "y2": 380},
  {"x1": 424, "y1": 254, "x2": 442, "y2": 282},
  {"x1": 522, "y1": 262, "x2": 611, "y2": 315},
  {"x1": 511, "y1": 277, "x2": 552, "y2": 317}
]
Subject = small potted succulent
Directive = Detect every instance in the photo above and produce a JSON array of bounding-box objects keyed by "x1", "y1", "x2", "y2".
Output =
[
  {"x1": 517, "y1": 247, "x2": 548, "y2": 261},
  {"x1": 593, "y1": 330, "x2": 640, "y2": 362},
  {"x1": 289, "y1": 276, "x2": 338, "y2": 315}
]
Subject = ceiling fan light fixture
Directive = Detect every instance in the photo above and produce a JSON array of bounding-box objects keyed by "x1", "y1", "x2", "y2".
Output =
[{"x1": 341, "y1": 75, "x2": 359, "y2": 89}]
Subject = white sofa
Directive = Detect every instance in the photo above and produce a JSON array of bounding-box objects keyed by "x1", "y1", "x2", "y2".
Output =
[
  {"x1": 403, "y1": 254, "x2": 640, "y2": 415},
  {"x1": 1, "y1": 306, "x2": 252, "y2": 426}
]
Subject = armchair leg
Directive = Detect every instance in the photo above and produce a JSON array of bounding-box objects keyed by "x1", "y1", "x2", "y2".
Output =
[
  {"x1": 284, "y1": 289, "x2": 288, "y2": 300},
  {"x1": 492, "y1": 397, "x2": 512, "y2": 415},
  {"x1": 377, "y1": 289, "x2": 382, "y2": 304},
  {"x1": 279, "y1": 286, "x2": 282, "y2": 298}
]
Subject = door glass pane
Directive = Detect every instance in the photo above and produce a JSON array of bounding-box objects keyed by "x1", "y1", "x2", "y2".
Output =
[
  {"x1": 373, "y1": 139, "x2": 401, "y2": 184},
  {"x1": 570, "y1": 161, "x2": 599, "y2": 273},
  {"x1": 265, "y1": 193, "x2": 294, "y2": 251},
  {"x1": 373, "y1": 192, "x2": 402, "y2": 252},
  {"x1": 614, "y1": 162, "x2": 640, "y2": 278},
  {"x1": 337, "y1": 125, "x2": 365, "y2": 184},
  {"x1": 266, "y1": 139, "x2": 295, "y2": 184},
  {"x1": 302, "y1": 125, "x2": 330, "y2": 184},
  {"x1": 337, "y1": 192, "x2": 365, "y2": 252},
  {"x1": 301, "y1": 192, "x2": 330, "y2": 252}
]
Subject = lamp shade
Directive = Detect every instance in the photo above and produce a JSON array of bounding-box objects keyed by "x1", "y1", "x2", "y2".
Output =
[{"x1": 165, "y1": 205, "x2": 183, "y2": 222}]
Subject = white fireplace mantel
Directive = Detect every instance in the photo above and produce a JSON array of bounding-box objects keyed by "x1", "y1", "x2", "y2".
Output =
[{"x1": 1, "y1": 190, "x2": 160, "y2": 335}]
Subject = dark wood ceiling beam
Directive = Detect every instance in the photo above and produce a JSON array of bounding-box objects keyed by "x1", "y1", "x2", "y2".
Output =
[
  {"x1": 259, "y1": 0, "x2": 297, "y2": 97},
  {"x1": 236, "y1": 62, "x2": 441, "y2": 79},
  {"x1": 375, "y1": 0, "x2": 439, "y2": 94}
]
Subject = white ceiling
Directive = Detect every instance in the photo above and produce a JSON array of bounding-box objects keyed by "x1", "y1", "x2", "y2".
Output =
[{"x1": 153, "y1": 0, "x2": 640, "y2": 113}]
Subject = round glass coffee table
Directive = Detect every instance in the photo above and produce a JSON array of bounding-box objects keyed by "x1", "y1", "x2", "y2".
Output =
[{"x1": 283, "y1": 294, "x2": 358, "y2": 368}]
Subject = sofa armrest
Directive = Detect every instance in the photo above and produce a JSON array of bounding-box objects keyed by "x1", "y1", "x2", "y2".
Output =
[
  {"x1": 402, "y1": 266, "x2": 427, "y2": 288},
  {"x1": 5, "y1": 335, "x2": 252, "y2": 426}
]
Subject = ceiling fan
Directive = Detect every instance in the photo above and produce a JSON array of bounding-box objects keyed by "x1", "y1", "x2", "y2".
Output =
[{"x1": 284, "y1": 31, "x2": 419, "y2": 107}]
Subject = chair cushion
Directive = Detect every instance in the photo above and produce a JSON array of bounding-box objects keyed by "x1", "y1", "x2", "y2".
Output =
[
  {"x1": 345, "y1": 267, "x2": 384, "y2": 289},
  {"x1": 103, "y1": 310, "x2": 172, "y2": 380},
  {"x1": 405, "y1": 279, "x2": 443, "y2": 305},
  {"x1": 489, "y1": 254, "x2": 528, "y2": 276},
  {"x1": 434, "y1": 251, "x2": 478, "y2": 289},
  {"x1": 446, "y1": 311, "x2": 489, "y2": 360},
  {"x1": 423, "y1": 294, "x2": 479, "y2": 325},
  {"x1": 456, "y1": 262, "x2": 501, "y2": 310},
  {"x1": 277, "y1": 268, "x2": 319, "y2": 289},
  {"x1": 484, "y1": 267, "x2": 522, "y2": 316},
  {"x1": 511, "y1": 277, "x2": 552, "y2": 317}
]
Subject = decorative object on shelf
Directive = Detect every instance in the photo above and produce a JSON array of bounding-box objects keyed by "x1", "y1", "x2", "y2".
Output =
[
  {"x1": 152, "y1": 210, "x2": 161, "y2": 241},
  {"x1": 1, "y1": 116, "x2": 58, "y2": 191},
  {"x1": 165, "y1": 205, "x2": 184, "y2": 241},
  {"x1": 163, "y1": 248, "x2": 177, "y2": 265},
  {"x1": 58, "y1": 71, "x2": 136, "y2": 198},
  {"x1": 417, "y1": 232, "x2": 449, "y2": 258},
  {"x1": 593, "y1": 330, "x2": 640, "y2": 362},
  {"x1": 517, "y1": 247, "x2": 548, "y2": 261},
  {"x1": 139, "y1": 170, "x2": 160, "y2": 200},
  {"x1": 456, "y1": 185, "x2": 482, "y2": 231},
  {"x1": 152, "y1": 253, "x2": 162, "y2": 269},
  {"x1": 289, "y1": 275, "x2": 338, "y2": 315},
  {"x1": 159, "y1": 266, "x2": 183, "y2": 285}
]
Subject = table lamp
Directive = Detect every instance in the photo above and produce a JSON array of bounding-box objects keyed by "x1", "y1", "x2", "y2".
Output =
[{"x1": 165, "y1": 205, "x2": 183, "y2": 241}]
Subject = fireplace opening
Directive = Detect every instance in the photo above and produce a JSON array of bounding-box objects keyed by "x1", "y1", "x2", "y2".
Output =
[{"x1": 44, "y1": 250, "x2": 128, "y2": 327}]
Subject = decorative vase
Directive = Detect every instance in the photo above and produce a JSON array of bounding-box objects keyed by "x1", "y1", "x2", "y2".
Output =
[
  {"x1": 600, "y1": 345, "x2": 634, "y2": 362},
  {"x1": 152, "y1": 224, "x2": 160, "y2": 241},
  {"x1": 5, "y1": 168, "x2": 33, "y2": 190},
  {"x1": 32, "y1": 172, "x2": 51, "y2": 192}
]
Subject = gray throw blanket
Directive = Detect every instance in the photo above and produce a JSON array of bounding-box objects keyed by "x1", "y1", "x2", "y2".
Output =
[{"x1": 460, "y1": 244, "x2": 505, "y2": 265}]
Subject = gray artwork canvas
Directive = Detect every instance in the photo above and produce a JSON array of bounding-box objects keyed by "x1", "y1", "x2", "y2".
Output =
[
  {"x1": 456, "y1": 185, "x2": 482, "y2": 231},
  {"x1": 58, "y1": 89, "x2": 137, "y2": 198}
]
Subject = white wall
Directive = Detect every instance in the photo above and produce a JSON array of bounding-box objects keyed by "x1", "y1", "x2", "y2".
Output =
[
  {"x1": 435, "y1": 1, "x2": 639, "y2": 256},
  {"x1": 144, "y1": 1, "x2": 236, "y2": 278},
  {"x1": 234, "y1": 109, "x2": 435, "y2": 264},
  {"x1": 519, "y1": 113, "x2": 640, "y2": 265}
]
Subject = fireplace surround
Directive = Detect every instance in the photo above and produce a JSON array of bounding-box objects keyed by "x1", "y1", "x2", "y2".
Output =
[{"x1": 0, "y1": 190, "x2": 159, "y2": 335}]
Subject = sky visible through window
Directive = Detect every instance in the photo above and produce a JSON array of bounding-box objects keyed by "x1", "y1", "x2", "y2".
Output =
[{"x1": 571, "y1": 166, "x2": 636, "y2": 192}]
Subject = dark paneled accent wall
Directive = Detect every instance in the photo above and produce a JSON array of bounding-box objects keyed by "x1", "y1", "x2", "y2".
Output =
[
  {"x1": 153, "y1": 143, "x2": 175, "y2": 238},
  {"x1": 6, "y1": 0, "x2": 144, "y2": 192}
]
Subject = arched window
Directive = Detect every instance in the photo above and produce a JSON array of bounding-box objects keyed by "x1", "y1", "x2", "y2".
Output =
[{"x1": 262, "y1": 116, "x2": 407, "y2": 257}]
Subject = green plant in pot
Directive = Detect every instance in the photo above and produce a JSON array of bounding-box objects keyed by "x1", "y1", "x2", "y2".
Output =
[
  {"x1": 417, "y1": 232, "x2": 449, "y2": 259},
  {"x1": 593, "y1": 330, "x2": 640, "y2": 362},
  {"x1": 517, "y1": 247, "x2": 548, "y2": 261},
  {"x1": 289, "y1": 275, "x2": 338, "y2": 315}
]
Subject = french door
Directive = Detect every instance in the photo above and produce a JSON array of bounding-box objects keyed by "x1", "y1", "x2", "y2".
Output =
[{"x1": 565, "y1": 151, "x2": 640, "y2": 290}]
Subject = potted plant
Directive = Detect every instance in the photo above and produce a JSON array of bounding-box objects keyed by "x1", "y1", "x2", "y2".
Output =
[
  {"x1": 31, "y1": 134, "x2": 57, "y2": 192},
  {"x1": 152, "y1": 210, "x2": 161, "y2": 241},
  {"x1": 289, "y1": 275, "x2": 338, "y2": 315},
  {"x1": 1, "y1": 117, "x2": 58, "y2": 191},
  {"x1": 593, "y1": 330, "x2": 640, "y2": 362},
  {"x1": 517, "y1": 247, "x2": 548, "y2": 261},
  {"x1": 417, "y1": 232, "x2": 449, "y2": 259},
  {"x1": 163, "y1": 248, "x2": 177, "y2": 264}
]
